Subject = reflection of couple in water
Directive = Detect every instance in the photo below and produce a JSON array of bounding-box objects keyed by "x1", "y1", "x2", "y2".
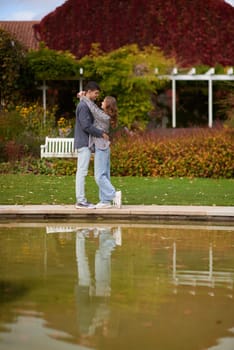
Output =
[{"x1": 75, "y1": 226, "x2": 121, "y2": 340}]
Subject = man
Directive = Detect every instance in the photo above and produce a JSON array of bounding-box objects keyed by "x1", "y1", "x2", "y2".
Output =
[{"x1": 74, "y1": 81, "x2": 109, "y2": 209}]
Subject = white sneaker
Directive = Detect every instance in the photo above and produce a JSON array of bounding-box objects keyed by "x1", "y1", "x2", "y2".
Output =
[
  {"x1": 113, "y1": 191, "x2": 122, "y2": 209},
  {"x1": 95, "y1": 202, "x2": 112, "y2": 209}
]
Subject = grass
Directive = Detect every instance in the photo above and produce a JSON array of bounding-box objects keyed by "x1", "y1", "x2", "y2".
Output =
[{"x1": 0, "y1": 175, "x2": 233, "y2": 206}]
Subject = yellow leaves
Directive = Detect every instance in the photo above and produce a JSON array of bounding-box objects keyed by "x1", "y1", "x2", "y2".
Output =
[
  {"x1": 57, "y1": 117, "x2": 72, "y2": 137},
  {"x1": 13, "y1": 103, "x2": 58, "y2": 137},
  {"x1": 111, "y1": 129, "x2": 233, "y2": 178},
  {"x1": 57, "y1": 117, "x2": 71, "y2": 129}
]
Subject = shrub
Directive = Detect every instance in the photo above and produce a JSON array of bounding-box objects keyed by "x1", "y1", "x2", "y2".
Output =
[
  {"x1": 35, "y1": 0, "x2": 234, "y2": 66},
  {"x1": 79, "y1": 44, "x2": 174, "y2": 129},
  {"x1": 110, "y1": 127, "x2": 234, "y2": 178},
  {"x1": 16, "y1": 103, "x2": 57, "y2": 136},
  {"x1": 0, "y1": 127, "x2": 233, "y2": 178},
  {"x1": 219, "y1": 91, "x2": 234, "y2": 130},
  {"x1": 0, "y1": 29, "x2": 27, "y2": 106},
  {"x1": 0, "y1": 104, "x2": 58, "y2": 161}
]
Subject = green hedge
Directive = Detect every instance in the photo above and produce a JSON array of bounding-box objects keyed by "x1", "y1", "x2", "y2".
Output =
[{"x1": 0, "y1": 128, "x2": 233, "y2": 178}]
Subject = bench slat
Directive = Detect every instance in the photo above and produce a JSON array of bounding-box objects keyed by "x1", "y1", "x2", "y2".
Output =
[{"x1": 41, "y1": 137, "x2": 78, "y2": 158}]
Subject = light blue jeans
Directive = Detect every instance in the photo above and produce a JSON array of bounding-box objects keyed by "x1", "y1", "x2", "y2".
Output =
[
  {"x1": 95, "y1": 147, "x2": 115, "y2": 203},
  {"x1": 76, "y1": 147, "x2": 91, "y2": 203}
]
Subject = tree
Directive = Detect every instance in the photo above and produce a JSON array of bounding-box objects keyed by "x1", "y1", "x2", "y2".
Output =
[
  {"x1": 80, "y1": 44, "x2": 175, "y2": 128},
  {"x1": 34, "y1": 0, "x2": 234, "y2": 66},
  {"x1": 27, "y1": 43, "x2": 81, "y2": 80},
  {"x1": 0, "y1": 29, "x2": 27, "y2": 107}
]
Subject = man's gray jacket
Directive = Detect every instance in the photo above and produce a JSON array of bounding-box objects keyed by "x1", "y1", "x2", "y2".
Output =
[
  {"x1": 74, "y1": 100, "x2": 103, "y2": 149},
  {"x1": 81, "y1": 96, "x2": 110, "y2": 150}
]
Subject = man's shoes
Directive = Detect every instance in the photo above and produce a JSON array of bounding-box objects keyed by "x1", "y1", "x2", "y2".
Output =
[
  {"x1": 75, "y1": 201, "x2": 95, "y2": 209},
  {"x1": 95, "y1": 202, "x2": 112, "y2": 209},
  {"x1": 113, "y1": 190, "x2": 122, "y2": 209}
]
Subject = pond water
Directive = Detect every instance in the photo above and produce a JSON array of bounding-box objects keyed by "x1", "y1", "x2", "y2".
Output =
[{"x1": 0, "y1": 222, "x2": 233, "y2": 350}]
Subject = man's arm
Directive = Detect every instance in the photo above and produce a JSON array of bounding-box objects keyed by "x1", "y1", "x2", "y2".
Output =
[
  {"x1": 81, "y1": 96, "x2": 110, "y2": 123},
  {"x1": 78, "y1": 103, "x2": 109, "y2": 139}
]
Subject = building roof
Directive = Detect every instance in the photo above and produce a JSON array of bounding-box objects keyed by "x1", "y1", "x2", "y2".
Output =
[{"x1": 0, "y1": 21, "x2": 40, "y2": 50}]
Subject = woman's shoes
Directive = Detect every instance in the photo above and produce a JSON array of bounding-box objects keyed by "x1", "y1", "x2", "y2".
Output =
[
  {"x1": 95, "y1": 202, "x2": 112, "y2": 209},
  {"x1": 113, "y1": 191, "x2": 122, "y2": 209},
  {"x1": 95, "y1": 191, "x2": 122, "y2": 209}
]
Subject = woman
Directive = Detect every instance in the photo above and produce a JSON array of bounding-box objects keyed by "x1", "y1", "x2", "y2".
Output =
[{"x1": 79, "y1": 94, "x2": 122, "y2": 209}]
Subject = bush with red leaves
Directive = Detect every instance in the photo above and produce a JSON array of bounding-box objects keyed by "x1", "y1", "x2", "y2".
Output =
[{"x1": 34, "y1": 0, "x2": 234, "y2": 66}]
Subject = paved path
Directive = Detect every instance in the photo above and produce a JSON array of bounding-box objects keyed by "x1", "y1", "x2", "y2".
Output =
[{"x1": 0, "y1": 205, "x2": 233, "y2": 222}]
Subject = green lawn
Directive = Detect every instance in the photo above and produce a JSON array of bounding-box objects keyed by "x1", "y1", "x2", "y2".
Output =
[{"x1": 0, "y1": 175, "x2": 233, "y2": 206}]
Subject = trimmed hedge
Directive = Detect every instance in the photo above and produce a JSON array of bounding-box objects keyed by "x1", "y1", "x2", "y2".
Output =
[
  {"x1": 0, "y1": 128, "x2": 233, "y2": 178},
  {"x1": 111, "y1": 128, "x2": 233, "y2": 178}
]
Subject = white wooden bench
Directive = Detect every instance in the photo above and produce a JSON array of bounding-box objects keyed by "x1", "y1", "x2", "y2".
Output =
[{"x1": 40, "y1": 137, "x2": 78, "y2": 158}]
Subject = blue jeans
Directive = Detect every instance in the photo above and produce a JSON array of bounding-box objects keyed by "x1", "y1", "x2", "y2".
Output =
[
  {"x1": 94, "y1": 147, "x2": 115, "y2": 203},
  {"x1": 76, "y1": 147, "x2": 91, "y2": 203}
]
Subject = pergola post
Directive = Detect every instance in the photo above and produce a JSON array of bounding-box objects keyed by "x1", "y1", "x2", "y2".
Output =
[
  {"x1": 155, "y1": 66, "x2": 234, "y2": 128},
  {"x1": 172, "y1": 79, "x2": 176, "y2": 128},
  {"x1": 171, "y1": 68, "x2": 178, "y2": 128},
  {"x1": 206, "y1": 68, "x2": 215, "y2": 128},
  {"x1": 208, "y1": 78, "x2": 213, "y2": 128}
]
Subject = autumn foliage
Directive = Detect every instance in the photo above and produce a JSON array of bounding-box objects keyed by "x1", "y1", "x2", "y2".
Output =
[
  {"x1": 1, "y1": 128, "x2": 233, "y2": 178},
  {"x1": 110, "y1": 128, "x2": 233, "y2": 178},
  {"x1": 34, "y1": 0, "x2": 234, "y2": 66}
]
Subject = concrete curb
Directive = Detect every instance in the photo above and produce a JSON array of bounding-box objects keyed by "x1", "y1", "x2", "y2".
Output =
[{"x1": 0, "y1": 205, "x2": 233, "y2": 222}]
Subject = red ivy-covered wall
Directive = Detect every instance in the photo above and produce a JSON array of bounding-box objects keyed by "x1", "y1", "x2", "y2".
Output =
[{"x1": 34, "y1": 0, "x2": 234, "y2": 66}]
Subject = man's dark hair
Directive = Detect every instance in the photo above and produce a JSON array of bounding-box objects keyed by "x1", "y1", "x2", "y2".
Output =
[{"x1": 84, "y1": 81, "x2": 100, "y2": 91}]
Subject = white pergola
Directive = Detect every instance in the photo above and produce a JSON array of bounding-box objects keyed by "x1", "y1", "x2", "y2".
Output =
[
  {"x1": 38, "y1": 68, "x2": 84, "y2": 124},
  {"x1": 155, "y1": 67, "x2": 234, "y2": 128}
]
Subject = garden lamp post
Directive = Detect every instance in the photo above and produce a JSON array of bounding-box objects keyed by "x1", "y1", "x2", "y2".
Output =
[{"x1": 79, "y1": 67, "x2": 83, "y2": 91}]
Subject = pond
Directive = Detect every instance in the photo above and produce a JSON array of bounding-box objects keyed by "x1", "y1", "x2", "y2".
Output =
[{"x1": 0, "y1": 222, "x2": 233, "y2": 350}]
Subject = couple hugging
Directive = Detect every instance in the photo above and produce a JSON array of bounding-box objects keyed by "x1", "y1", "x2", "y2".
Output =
[{"x1": 74, "y1": 81, "x2": 122, "y2": 209}]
